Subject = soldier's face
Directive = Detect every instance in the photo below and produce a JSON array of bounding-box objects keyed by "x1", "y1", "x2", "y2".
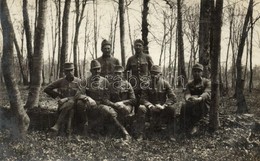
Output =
[
  {"x1": 91, "y1": 68, "x2": 101, "y2": 76},
  {"x1": 102, "y1": 45, "x2": 111, "y2": 56},
  {"x1": 151, "y1": 72, "x2": 161, "y2": 81},
  {"x1": 134, "y1": 43, "x2": 143, "y2": 53},
  {"x1": 114, "y1": 72, "x2": 123, "y2": 79},
  {"x1": 192, "y1": 69, "x2": 202, "y2": 80},
  {"x1": 64, "y1": 69, "x2": 74, "y2": 78}
]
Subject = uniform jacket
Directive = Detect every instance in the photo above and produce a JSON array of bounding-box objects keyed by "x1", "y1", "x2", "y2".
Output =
[
  {"x1": 104, "y1": 79, "x2": 136, "y2": 107},
  {"x1": 125, "y1": 53, "x2": 153, "y2": 78},
  {"x1": 141, "y1": 78, "x2": 177, "y2": 107},
  {"x1": 184, "y1": 78, "x2": 211, "y2": 101},
  {"x1": 44, "y1": 77, "x2": 81, "y2": 99},
  {"x1": 96, "y1": 55, "x2": 120, "y2": 77},
  {"x1": 80, "y1": 76, "x2": 110, "y2": 105}
]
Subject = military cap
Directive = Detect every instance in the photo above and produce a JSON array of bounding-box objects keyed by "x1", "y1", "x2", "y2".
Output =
[
  {"x1": 101, "y1": 39, "x2": 111, "y2": 48},
  {"x1": 64, "y1": 62, "x2": 74, "y2": 70},
  {"x1": 150, "y1": 65, "x2": 162, "y2": 73},
  {"x1": 192, "y1": 63, "x2": 203, "y2": 71},
  {"x1": 90, "y1": 60, "x2": 101, "y2": 69},
  {"x1": 114, "y1": 65, "x2": 124, "y2": 73},
  {"x1": 134, "y1": 39, "x2": 144, "y2": 46}
]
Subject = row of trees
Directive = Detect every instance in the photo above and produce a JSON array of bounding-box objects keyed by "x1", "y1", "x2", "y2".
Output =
[{"x1": 1, "y1": 0, "x2": 259, "y2": 137}]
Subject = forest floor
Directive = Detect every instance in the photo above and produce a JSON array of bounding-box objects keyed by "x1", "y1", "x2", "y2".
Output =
[{"x1": 0, "y1": 85, "x2": 260, "y2": 161}]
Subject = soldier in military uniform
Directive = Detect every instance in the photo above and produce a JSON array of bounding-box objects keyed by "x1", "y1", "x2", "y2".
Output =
[
  {"x1": 76, "y1": 60, "x2": 131, "y2": 140},
  {"x1": 139, "y1": 65, "x2": 177, "y2": 139},
  {"x1": 96, "y1": 39, "x2": 120, "y2": 81},
  {"x1": 125, "y1": 39, "x2": 153, "y2": 140},
  {"x1": 44, "y1": 62, "x2": 81, "y2": 135},
  {"x1": 180, "y1": 63, "x2": 211, "y2": 135}
]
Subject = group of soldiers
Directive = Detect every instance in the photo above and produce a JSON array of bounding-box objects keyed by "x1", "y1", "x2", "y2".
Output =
[{"x1": 44, "y1": 39, "x2": 211, "y2": 141}]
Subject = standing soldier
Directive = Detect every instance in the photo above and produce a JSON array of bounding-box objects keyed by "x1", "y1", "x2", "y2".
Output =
[
  {"x1": 180, "y1": 63, "x2": 211, "y2": 135},
  {"x1": 125, "y1": 39, "x2": 153, "y2": 140},
  {"x1": 44, "y1": 62, "x2": 81, "y2": 136},
  {"x1": 77, "y1": 60, "x2": 131, "y2": 140},
  {"x1": 140, "y1": 65, "x2": 177, "y2": 140},
  {"x1": 96, "y1": 39, "x2": 120, "y2": 81}
]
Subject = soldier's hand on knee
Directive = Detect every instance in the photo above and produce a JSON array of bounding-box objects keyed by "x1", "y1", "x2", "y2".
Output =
[{"x1": 58, "y1": 98, "x2": 69, "y2": 105}]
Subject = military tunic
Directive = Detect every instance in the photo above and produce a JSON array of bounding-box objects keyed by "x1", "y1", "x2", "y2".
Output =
[
  {"x1": 125, "y1": 53, "x2": 153, "y2": 92},
  {"x1": 96, "y1": 55, "x2": 120, "y2": 78},
  {"x1": 180, "y1": 77, "x2": 211, "y2": 130}
]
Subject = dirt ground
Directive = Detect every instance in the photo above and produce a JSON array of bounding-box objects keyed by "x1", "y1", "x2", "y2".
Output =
[{"x1": 0, "y1": 86, "x2": 260, "y2": 160}]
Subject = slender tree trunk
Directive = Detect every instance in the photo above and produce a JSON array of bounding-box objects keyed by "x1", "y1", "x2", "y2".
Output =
[
  {"x1": 225, "y1": 12, "x2": 233, "y2": 94},
  {"x1": 126, "y1": 0, "x2": 134, "y2": 56},
  {"x1": 168, "y1": 9, "x2": 174, "y2": 84},
  {"x1": 119, "y1": 0, "x2": 126, "y2": 66},
  {"x1": 142, "y1": 0, "x2": 150, "y2": 54},
  {"x1": 14, "y1": 35, "x2": 29, "y2": 85},
  {"x1": 236, "y1": 0, "x2": 252, "y2": 113},
  {"x1": 24, "y1": 0, "x2": 48, "y2": 109},
  {"x1": 56, "y1": 0, "x2": 61, "y2": 79},
  {"x1": 177, "y1": 0, "x2": 187, "y2": 86},
  {"x1": 93, "y1": 0, "x2": 98, "y2": 59},
  {"x1": 249, "y1": 8, "x2": 253, "y2": 92},
  {"x1": 0, "y1": 0, "x2": 30, "y2": 138},
  {"x1": 73, "y1": 0, "x2": 87, "y2": 77},
  {"x1": 23, "y1": 0, "x2": 34, "y2": 84},
  {"x1": 59, "y1": 0, "x2": 71, "y2": 78},
  {"x1": 209, "y1": 0, "x2": 222, "y2": 131},
  {"x1": 112, "y1": 10, "x2": 119, "y2": 56},
  {"x1": 198, "y1": 0, "x2": 211, "y2": 78},
  {"x1": 159, "y1": 12, "x2": 167, "y2": 66}
]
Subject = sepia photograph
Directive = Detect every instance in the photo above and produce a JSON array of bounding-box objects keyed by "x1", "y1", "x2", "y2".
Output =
[{"x1": 0, "y1": 0, "x2": 260, "y2": 160}]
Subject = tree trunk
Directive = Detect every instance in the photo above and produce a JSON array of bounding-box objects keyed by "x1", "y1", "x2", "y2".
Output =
[
  {"x1": 119, "y1": 0, "x2": 126, "y2": 66},
  {"x1": 73, "y1": 0, "x2": 87, "y2": 77},
  {"x1": 126, "y1": 0, "x2": 134, "y2": 56},
  {"x1": 236, "y1": 0, "x2": 252, "y2": 113},
  {"x1": 249, "y1": 8, "x2": 253, "y2": 92},
  {"x1": 209, "y1": 0, "x2": 222, "y2": 131},
  {"x1": 198, "y1": 0, "x2": 211, "y2": 78},
  {"x1": 24, "y1": 0, "x2": 48, "y2": 109},
  {"x1": 14, "y1": 35, "x2": 29, "y2": 85},
  {"x1": 0, "y1": 0, "x2": 30, "y2": 138},
  {"x1": 177, "y1": 0, "x2": 187, "y2": 86},
  {"x1": 142, "y1": 0, "x2": 149, "y2": 54},
  {"x1": 59, "y1": 0, "x2": 71, "y2": 78},
  {"x1": 93, "y1": 0, "x2": 98, "y2": 59},
  {"x1": 23, "y1": 0, "x2": 34, "y2": 84},
  {"x1": 159, "y1": 12, "x2": 167, "y2": 66}
]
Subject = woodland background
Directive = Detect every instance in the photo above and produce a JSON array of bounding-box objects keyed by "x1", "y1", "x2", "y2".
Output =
[{"x1": 0, "y1": 0, "x2": 260, "y2": 160}]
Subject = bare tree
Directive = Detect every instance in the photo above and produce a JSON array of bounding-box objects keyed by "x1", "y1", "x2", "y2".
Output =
[
  {"x1": 142, "y1": 0, "x2": 150, "y2": 54},
  {"x1": 24, "y1": 0, "x2": 48, "y2": 109},
  {"x1": 177, "y1": 0, "x2": 187, "y2": 85},
  {"x1": 0, "y1": 0, "x2": 30, "y2": 137},
  {"x1": 235, "y1": 0, "x2": 253, "y2": 113},
  {"x1": 73, "y1": 0, "x2": 88, "y2": 77},
  {"x1": 59, "y1": 0, "x2": 71, "y2": 78},
  {"x1": 119, "y1": 0, "x2": 126, "y2": 66},
  {"x1": 23, "y1": 0, "x2": 34, "y2": 84},
  {"x1": 198, "y1": 0, "x2": 211, "y2": 78},
  {"x1": 209, "y1": 0, "x2": 222, "y2": 131}
]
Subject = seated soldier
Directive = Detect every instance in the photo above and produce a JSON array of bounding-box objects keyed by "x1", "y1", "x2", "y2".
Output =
[
  {"x1": 180, "y1": 63, "x2": 211, "y2": 135},
  {"x1": 104, "y1": 65, "x2": 136, "y2": 139},
  {"x1": 76, "y1": 60, "x2": 131, "y2": 140},
  {"x1": 138, "y1": 65, "x2": 177, "y2": 140},
  {"x1": 43, "y1": 62, "x2": 81, "y2": 136}
]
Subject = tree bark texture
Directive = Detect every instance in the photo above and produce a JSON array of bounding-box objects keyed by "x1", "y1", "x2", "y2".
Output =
[
  {"x1": 198, "y1": 0, "x2": 211, "y2": 78},
  {"x1": 59, "y1": 0, "x2": 71, "y2": 78},
  {"x1": 25, "y1": 0, "x2": 48, "y2": 109},
  {"x1": 23, "y1": 0, "x2": 34, "y2": 84},
  {"x1": 142, "y1": 0, "x2": 149, "y2": 54},
  {"x1": 119, "y1": 0, "x2": 126, "y2": 66},
  {"x1": 0, "y1": 0, "x2": 30, "y2": 137},
  {"x1": 235, "y1": 0, "x2": 252, "y2": 113},
  {"x1": 177, "y1": 0, "x2": 187, "y2": 85},
  {"x1": 209, "y1": 0, "x2": 222, "y2": 131}
]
